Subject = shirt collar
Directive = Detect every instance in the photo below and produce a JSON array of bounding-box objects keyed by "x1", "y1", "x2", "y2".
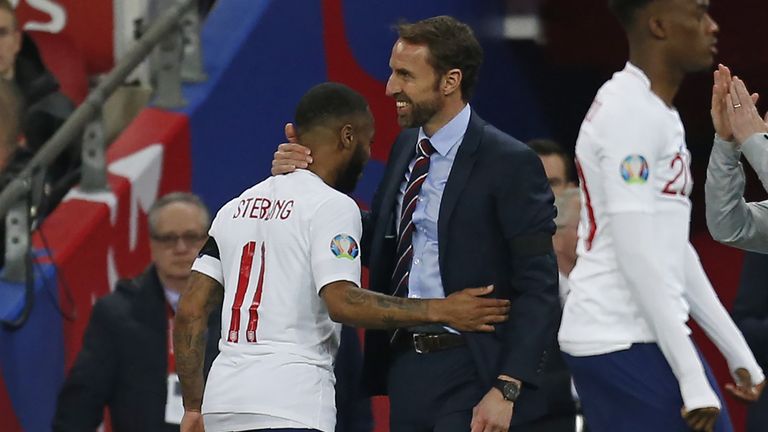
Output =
[
  {"x1": 417, "y1": 103, "x2": 472, "y2": 157},
  {"x1": 624, "y1": 62, "x2": 652, "y2": 90},
  {"x1": 163, "y1": 286, "x2": 181, "y2": 313}
]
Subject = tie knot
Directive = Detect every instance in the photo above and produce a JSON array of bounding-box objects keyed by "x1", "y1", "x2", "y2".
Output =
[{"x1": 417, "y1": 139, "x2": 435, "y2": 158}]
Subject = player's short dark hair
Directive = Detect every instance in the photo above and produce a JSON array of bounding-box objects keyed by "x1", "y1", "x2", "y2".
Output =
[
  {"x1": 294, "y1": 82, "x2": 369, "y2": 135},
  {"x1": 395, "y1": 16, "x2": 483, "y2": 102},
  {"x1": 608, "y1": 0, "x2": 655, "y2": 28},
  {"x1": 527, "y1": 138, "x2": 574, "y2": 182}
]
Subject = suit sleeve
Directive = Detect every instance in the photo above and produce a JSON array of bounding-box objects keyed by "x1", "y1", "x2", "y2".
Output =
[
  {"x1": 53, "y1": 299, "x2": 118, "y2": 431},
  {"x1": 495, "y1": 148, "x2": 560, "y2": 387}
]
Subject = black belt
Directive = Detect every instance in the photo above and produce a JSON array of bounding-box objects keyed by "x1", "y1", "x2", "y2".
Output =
[{"x1": 393, "y1": 331, "x2": 466, "y2": 354}]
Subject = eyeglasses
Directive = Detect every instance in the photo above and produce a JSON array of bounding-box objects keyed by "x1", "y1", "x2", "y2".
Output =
[
  {"x1": 0, "y1": 26, "x2": 15, "y2": 38},
  {"x1": 150, "y1": 232, "x2": 207, "y2": 247}
]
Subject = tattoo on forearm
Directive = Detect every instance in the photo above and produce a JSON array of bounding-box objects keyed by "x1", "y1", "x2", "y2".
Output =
[
  {"x1": 382, "y1": 314, "x2": 397, "y2": 327},
  {"x1": 174, "y1": 316, "x2": 207, "y2": 409},
  {"x1": 344, "y1": 288, "x2": 367, "y2": 305},
  {"x1": 341, "y1": 287, "x2": 427, "y2": 327},
  {"x1": 204, "y1": 286, "x2": 224, "y2": 313}
]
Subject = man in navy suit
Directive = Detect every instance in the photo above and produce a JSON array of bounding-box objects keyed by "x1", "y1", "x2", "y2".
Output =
[{"x1": 273, "y1": 15, "x2": 559, "y2": 432}]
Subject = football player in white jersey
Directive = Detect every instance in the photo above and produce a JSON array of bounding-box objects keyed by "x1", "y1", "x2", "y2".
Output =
[
  {"x1": 557, "y1": 1, "x2": 765, "y2": 431},
  {"x1": 173, "y1": 83, "x2": 510, "y2": 432}
]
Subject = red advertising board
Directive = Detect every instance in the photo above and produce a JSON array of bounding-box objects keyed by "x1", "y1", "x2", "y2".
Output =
[{"x1": 12, "y1": 0, "x2": 114, "y2": 74}]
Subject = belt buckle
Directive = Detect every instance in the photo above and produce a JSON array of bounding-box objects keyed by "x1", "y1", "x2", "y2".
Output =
[{"x1": 413, "y1": 333, "x2": 426, "y2": 354}]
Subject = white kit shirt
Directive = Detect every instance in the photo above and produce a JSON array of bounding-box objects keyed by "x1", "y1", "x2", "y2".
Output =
[
  {"x1": 192, "y1": 169, "x2": 362, "y2": 432},
  {"x1": 559, "y1": 62, "x2": 693, "y2": 355}
]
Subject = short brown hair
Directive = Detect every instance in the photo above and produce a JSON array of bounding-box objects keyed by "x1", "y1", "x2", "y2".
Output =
[
  {"x1": 395, "y1": 16, "x2": 483, "y2": 102},
  {"x1": 527, "y1": 138, "x2": 574, "y2": 182},
  {"x1": 0, "y1": 0, "x2": 17, "y2": 29}
]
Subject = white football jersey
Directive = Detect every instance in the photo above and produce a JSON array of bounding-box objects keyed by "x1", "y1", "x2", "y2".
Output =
[
  {"x1": 192, "y1": 169, "x2": 362, "y2": 432},
  {"x1": 559, "y1": 63, "x2": 693, "y2": 356}
]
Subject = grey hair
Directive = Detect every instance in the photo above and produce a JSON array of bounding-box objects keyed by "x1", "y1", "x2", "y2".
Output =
[{"x1": 147, "y1": 192, "x2": 210, "y2": 235}]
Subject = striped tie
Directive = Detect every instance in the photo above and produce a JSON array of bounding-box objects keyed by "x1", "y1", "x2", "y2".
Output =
[{"x1": 391, "y1": 138, "x2": 435, "y2": 296}]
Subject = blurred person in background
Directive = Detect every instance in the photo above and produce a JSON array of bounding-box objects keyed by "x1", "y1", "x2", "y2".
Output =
[
  {"x1": 528, "y1": 139, "x2": 580, "y2": 301},
  {"x1": 53, "y1": 192, "x2": 220, "y2": 432},
  {"x1": 558, "y1": 0, "x2": 764, "y2": 431},
  {"x1": 0, "y1": 0, "x2": 76, "y2": 201},
  {"x1": 527, "y1": 138, "x2": 582, "y2": 431},
  {"x1": 0, "y1": 74, "x2": 28, "y2": 185}
]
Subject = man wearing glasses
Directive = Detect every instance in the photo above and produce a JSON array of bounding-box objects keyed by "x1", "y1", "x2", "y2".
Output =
[{"x1": 54, "y1": 192, "x2": 220, "y2": 432}]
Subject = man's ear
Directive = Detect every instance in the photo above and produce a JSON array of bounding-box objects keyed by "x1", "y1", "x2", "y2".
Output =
[
  {"x1": 443, "y1": 68, "x2": 462, "y2": 97},
  {"x1": 339, "y1": 124, "x2": 354, "y2": 150},
  {"x1": 647, "y1": 15, "x2": 667, "y2": 40}
]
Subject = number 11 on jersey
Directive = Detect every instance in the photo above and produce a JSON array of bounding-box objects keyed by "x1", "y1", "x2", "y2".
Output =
[{"x1": 227, "y1": 241, "x2": 266, "y2": 343}]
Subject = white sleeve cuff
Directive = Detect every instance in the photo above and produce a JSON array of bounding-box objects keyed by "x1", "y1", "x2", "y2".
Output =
[{"x1": 191, "y1": 255, "x2": 224, "y2": 286}]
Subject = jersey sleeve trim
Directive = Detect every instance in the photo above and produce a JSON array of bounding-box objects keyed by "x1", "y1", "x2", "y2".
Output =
[
  {"x1": 199, "y1": 236, "x2": 220, "y2": 259},
  {"x1": 316, "y1": 274, "x2": 361, "y2": 295},
  {"x1": 192, "y1": 256, "x2": 223, "y2": 285}
]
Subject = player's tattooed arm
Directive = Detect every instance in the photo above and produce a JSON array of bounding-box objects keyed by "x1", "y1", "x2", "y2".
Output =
[
  {"x1": 174, "y1": 272, "x2": 224, "y2": 412},
  {"x1": 320, "y1": 281, "x2": 510, "y2": 332}
]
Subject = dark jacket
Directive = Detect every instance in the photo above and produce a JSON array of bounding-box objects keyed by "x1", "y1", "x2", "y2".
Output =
[
  {"x1": 53, "y1": 266, "x2": 220, "y2": 432},
  {"x1": 361, "y1": 112, "x2": 561, "y2": 426},
  {"x1": 13, "y1": 33, "x2": 77, "y2": 202},
  {"x1": 733, "y1": 252, "x2": 768, "y2": 432}
]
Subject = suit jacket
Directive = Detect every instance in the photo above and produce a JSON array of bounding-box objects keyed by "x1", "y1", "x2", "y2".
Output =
[
  {"x1": 53, "y1": 266, "x2": 220, "y2": 432},
  {"x1": 361, "y1": 112, "x2": 561, "y2": 425}
]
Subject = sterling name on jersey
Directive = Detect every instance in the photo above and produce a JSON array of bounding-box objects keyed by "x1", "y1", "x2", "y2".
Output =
[
  {"x1": 192, "y1": 169, "x2": 362, "y2": 432},
  {"x1": 559, "y1": 63, "x2": 693, "y2": 356}
]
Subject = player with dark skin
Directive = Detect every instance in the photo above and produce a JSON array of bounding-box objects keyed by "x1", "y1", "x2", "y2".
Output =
[
  {"x1": 174, "y1": 86, "x2": 511, "y2": 432},
  {"x1": 601, "y1": 1, "x2": 764, "y2": 431}
]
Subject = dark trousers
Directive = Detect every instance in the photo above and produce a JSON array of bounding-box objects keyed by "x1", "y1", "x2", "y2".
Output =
[
  {"x1": 387, "y1": 344, "x2": 578, "y2": 432},
  {"x1": 388, "y1": 343, "x2": 484, "y2": 432},
  {"x1": 745, "y1": 386, "x2": 768, "y2": 432},
  {"x1": 564, "y1": 343, "x2": 732, "y2": 432}
]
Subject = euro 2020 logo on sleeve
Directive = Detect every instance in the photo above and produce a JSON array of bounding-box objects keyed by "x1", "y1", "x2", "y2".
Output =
[
  {"x1": 330, "y1": 234, "x2": 359, "y2": 260},
  {"x1": 620, "y1": 155, "x2": 649, "y2": 184}
]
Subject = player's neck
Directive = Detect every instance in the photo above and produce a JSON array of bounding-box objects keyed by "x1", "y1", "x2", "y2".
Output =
[
  {"x1": 629, "y1": 50, "x2": 685, "y2": 107},
  {"x1": 307, "y1": 160, "x2": 341, "y2": 191}
]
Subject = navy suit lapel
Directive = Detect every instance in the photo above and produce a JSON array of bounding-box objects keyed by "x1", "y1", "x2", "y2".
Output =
[
  {"x1": 380, "y1": 130, "x2": 419, "y2": 227},
  {"x1": 437, "y1": 113, "x2": 485, "y2": 273}
]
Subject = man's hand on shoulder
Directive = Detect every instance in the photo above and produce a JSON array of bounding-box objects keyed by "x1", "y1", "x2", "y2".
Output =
[{"x1": 271, "y1": 123, "x2": 313, "y2": 175}]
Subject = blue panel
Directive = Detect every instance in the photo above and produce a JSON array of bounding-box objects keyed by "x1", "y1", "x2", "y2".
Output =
[
  {"x1": 185, "y1": 0, "x2": 328, "y2": 211},
  {"x1": 0, "y1": 263, "x2": 64, "y2": 432}
]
